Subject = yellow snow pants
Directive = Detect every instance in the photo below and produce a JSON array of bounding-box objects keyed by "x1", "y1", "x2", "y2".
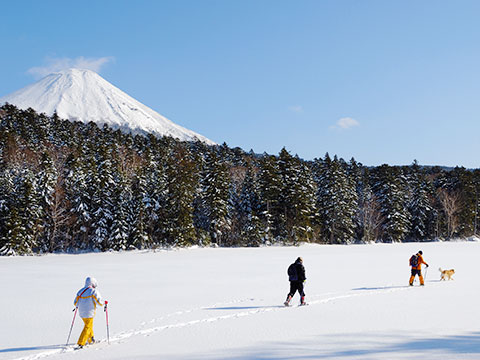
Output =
[{"x1": 77, "y1": 317, "x2": 95, "y2": 346}]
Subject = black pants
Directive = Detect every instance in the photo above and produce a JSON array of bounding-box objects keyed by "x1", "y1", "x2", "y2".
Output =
[
  {"x1": 288, "y1": 281, "x2": 305, "y2": 297},
  {"x1": 411, "y1": 269, "x2": 422, "y2": 276}
]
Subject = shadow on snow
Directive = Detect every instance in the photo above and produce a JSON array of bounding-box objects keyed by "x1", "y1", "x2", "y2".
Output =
[
  {"x1": 0, "y1": 344, "x2": 64, "y2": 353},
  {"x1": 205, "y1": 306, "x2": 284, "y2": 310},
  {"x1": 161, "y1": 331, "x2": 480, "y2": 360}
]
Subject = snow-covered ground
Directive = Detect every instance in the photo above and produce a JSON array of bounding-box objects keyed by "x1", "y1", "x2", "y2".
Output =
[{"x1": 1, "y1": 241, "x2": 479, "y2": 360}]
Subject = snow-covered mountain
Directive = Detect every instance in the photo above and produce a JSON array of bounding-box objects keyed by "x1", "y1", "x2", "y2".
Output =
[{"x1": 0, "y1": 68, "x2": 215, "y2": 144}]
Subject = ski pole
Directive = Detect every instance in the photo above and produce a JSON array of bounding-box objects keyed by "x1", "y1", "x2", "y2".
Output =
[
  {"x1": 104, "y1": 300, "x2": 110, "y2": 344},
  {"x1": 424, "y1": 266, "x2": 428, "y2": 281},
  {"x1": 66, "y1": 307, "x2": 78, "y2": 346}
]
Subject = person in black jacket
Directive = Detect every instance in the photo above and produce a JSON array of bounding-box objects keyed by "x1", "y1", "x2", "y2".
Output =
[{"x1": 284, "y1": 257, "x2": 307, "y2": 306}]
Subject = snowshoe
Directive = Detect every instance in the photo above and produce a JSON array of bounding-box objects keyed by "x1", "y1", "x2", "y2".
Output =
[{"x1": 284, "y1": 295, "x2": 293, "y2": 307}]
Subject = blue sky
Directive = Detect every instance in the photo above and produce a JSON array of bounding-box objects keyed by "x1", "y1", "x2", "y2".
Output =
[{"x1": 1, "y1": 0, "x2": 480, "y2": 168}]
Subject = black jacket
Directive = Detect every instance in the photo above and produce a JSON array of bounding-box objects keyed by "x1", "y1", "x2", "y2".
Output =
[{"x1": 289, "y1": 260, "x2": 306, "y2": 282}]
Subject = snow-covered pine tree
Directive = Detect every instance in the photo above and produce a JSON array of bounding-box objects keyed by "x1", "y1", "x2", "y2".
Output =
[
  {"x1": 164, "y1": 144, "x2": 198, "y2": 246},
  {"x1": 109, "y1": 174, "x2": 130, "y2": 250},
  {"x1": 473, "y1": 170, "x2": 480, "y2": 237},
  {"x1": 36, "y1": 151, "x2": 59, "y2": 252},
  {"x1": 192, "y1": 154, "x2": 210, "y2": 245},
  {"x1": 201, "y1": 149, "x2": 231, "y2": 246},
  {"x1": 226, "y1": 167, "x2": 243, "y2": 247},
  {"x1": 407, "y1": 161, "x2": 436, "y2": 241},
  {"x1": 129, "y1": 171, "x2": 150, "y2": 249},
  {"x1": 91, "y1": 141, "x2": 115, "y2": 251},
  {"x1": 16, "y1": 170, "x2": 42, "y2": 253},
  {"x1": 314, "y1": 154, "x2": 357, "y2": 244},
  {"x1": 347, "y1": 158, "x2": 365, "y2": 240},
  {"x1": 0, "y1": 169, "x2": 23, "y2": 255},
  {"x1": 450, "y1": 167, "x2": 475, "y2": 237},
  {"x1": 142, "y1": 142, "x2": 168, "y2": 246},
  {"x1": 0, "y1": 207, "x2": 25, "y2": 255},
  {"x1": 278, "y1": 149, "x2": 316, "y2": 244},
  {"x1": 257, "y1": 154, "x2": 283, "y2": 243},
  {"x1": 64, "y1": 146, "x2": 92, "y2": 250},
  {"x1": 239, "y1": 164, "x2": 263, "y2": 246},
  {"x1": 371, "y1": 165, "x2": 411, "y2": 242},
  {"x1": 276, "y1": 148, "x2": 296, "y2": 242},
  {"x1": 101, "y1": 139, "x2": 131, "y2": 251}
]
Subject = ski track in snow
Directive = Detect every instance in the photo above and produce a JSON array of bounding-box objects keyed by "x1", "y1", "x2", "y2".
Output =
[{"x1": 10, "y1": 284, "x2": 426, "y2": 360}]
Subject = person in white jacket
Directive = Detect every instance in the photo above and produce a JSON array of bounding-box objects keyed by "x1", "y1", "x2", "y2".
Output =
[{"x1": 74, "y1": 277, "x2": 104, "y2": 348}]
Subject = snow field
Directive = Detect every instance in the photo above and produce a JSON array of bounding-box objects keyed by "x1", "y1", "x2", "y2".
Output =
[{"x1": 0, "y1": 241, "x2": 479, "y2": 360}]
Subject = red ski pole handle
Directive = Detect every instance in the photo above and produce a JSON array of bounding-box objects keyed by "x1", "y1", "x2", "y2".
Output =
[{"x1": 104, "y1": 301, "x2": 110, "y2": 344}]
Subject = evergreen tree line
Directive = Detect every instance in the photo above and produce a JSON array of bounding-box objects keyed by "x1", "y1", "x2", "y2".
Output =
[{"x1": 1, "y1": 104, "x2": 479, "y2": 255}]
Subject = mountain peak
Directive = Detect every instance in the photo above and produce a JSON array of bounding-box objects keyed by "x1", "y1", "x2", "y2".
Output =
[
  {"x1": 55, "y1": 67, "x2": 91, "y2": 74},
  {"x1": 0, "y1": 69, "x2": 215, "y2": 145}
]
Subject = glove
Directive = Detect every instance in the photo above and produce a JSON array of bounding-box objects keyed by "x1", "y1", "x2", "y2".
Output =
[{"x1": 426, "y1": 264, "x2": 429, "y2": 268}]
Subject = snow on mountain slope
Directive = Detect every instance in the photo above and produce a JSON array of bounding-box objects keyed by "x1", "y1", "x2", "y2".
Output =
[{"x1": 0, "y1": 68, "x2": 215, "y2": 144}]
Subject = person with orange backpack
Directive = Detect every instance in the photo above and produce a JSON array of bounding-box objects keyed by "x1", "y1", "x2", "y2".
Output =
[{"x1": 409, "y1": 251, "x2": 429, "y2": 286}]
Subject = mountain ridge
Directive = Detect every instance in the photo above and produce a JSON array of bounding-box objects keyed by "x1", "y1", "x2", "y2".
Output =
[{"x1": 0, "y1": 68, "x2": 215, "y2": 145}]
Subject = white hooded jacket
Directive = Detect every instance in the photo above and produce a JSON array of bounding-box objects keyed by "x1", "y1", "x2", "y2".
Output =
[{"x1": 74, "y1": 277, "x2": 103, "y2": 318}]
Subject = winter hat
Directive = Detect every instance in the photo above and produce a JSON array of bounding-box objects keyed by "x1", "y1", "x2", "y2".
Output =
[
  {"x1": 85, "y1": 277, "x2": 98, "y2": 288},
  {"x1": 296, "y1": 257, "x2": 303, "y2": 263},
  {"x1": 418, "y1": 251, "x2": 423, "y2": 255}
]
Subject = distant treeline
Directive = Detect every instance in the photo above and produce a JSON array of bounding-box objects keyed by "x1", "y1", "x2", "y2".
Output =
[{"x1": 0, "y1": 104, "x2": 479, "y2": 255}]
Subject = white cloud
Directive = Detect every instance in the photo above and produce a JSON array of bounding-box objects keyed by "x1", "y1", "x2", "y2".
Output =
[
  {"x1": 27, "y1": 56, "x2": 115, "y2": 78},
  {"x1": 331, "y1": 117, "x2": 360, "y2": 130},
  {"x1": 288, "y1": 105, "x2": 303, "y2": 113}
]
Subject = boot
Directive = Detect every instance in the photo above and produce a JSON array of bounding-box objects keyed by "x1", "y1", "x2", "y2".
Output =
[
  {"x1": 284, "y1": 295, "x2": 292, "y2": 306},
  {"x1": 419, "y1": 275, "x2": 425, "y2": 286},
  {"x1": 300, "y1": 296, "x2": 306, "y2": 306},
  {"x1": 409, "y1": 275, "x2": 415, "y2": 286}
]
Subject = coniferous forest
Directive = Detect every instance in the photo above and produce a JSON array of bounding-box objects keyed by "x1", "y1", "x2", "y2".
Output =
[{"x1": 1, "y1": 104, "x2": 479, "y2": 255}]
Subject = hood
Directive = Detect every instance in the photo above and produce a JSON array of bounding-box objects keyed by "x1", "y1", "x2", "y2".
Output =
[{"x1": 84, "y1": 277, "x2": 98, "y2": 288}]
